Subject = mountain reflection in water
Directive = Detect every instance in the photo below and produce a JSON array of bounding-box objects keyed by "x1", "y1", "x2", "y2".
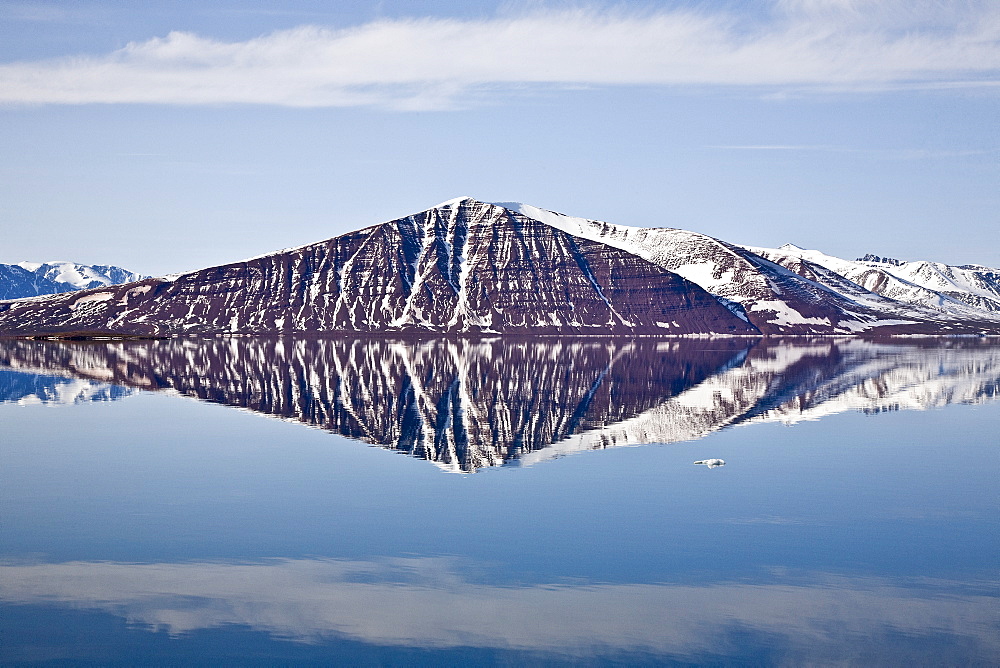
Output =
[
  {"x1": 1, "y1": 336, "x2": 999, "y2": 471},
  {"x1": 0, "y1": 367, "x2": 133, "y2": 405}
]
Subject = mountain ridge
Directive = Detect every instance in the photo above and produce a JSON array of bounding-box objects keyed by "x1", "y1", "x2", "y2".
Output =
[
  {"x1": 745, "y1": 243, "x2": 1000, "y2": 316},
  {"x1": 1, "y1": 198, "x2": 999, "y2": 337},
  {"x1": 494, "y1": 201, "x2": 1000, "y2": 335},
  {"x1": 0, "y1": 260, "x2": 146, "y2": 301}
]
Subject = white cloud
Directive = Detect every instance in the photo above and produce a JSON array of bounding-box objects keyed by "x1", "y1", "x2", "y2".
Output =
[{"x1": 0, "y1": 1, "x2": 997, "y2": 108}]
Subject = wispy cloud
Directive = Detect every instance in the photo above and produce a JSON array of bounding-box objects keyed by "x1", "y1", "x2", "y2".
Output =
[{"x1": 0, "y1": 1, "x2": 997, "y2": 109}]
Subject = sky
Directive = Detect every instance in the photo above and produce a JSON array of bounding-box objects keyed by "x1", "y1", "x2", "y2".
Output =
[{"x1": 0, "y1": 0, "x2": 997, "y2": 277}]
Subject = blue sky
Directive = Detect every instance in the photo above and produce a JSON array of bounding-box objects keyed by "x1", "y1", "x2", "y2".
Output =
[{"x1": 1, "y1": 0, "x2": 997, "y2": 276}]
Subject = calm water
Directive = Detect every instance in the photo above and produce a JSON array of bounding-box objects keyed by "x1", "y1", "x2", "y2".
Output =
[{"x1": 1, "y1": 337, "x2": 998, "y2": 665}]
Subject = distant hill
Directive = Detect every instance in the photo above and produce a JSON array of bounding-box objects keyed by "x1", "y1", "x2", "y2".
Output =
[
  {"x1": 744, "y1": 244, "x2": 1000, "y2": 317},
  {"x1": 0, "y1": 261, "x2": 146, "y2": 300}
]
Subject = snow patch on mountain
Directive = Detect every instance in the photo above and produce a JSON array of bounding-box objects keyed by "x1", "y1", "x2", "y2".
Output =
[
  {"x1": 874, "y1": 259, "x2": 1000, "y2": 312},
  {"x1": 745, "y1": 244, "x2": 1000, "y2": 321},
  {"x1": 493, "y1": 202, "x2": 933, "y2": 334}
]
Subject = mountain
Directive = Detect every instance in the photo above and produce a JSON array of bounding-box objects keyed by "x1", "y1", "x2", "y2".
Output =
[
  {"x1": 2, "y1": 336, "x2": 998, "y2": 472},
  {"x1": 0, "y1": 261, "x2": 145, "y2": 300},
  {"x1": 498, "y1": 202, "x2": 1000, "y2": 335},
  {"x1": 0, "y1": 199, "x2": 755, "y2": 337},
  {"x1": 856, "y1": 254, "x2": 1000, "y2": 312},
  {"x1": 0, "y1": 198, "x2": 998, "y2": 337},
  {"x1": 743, "y1": 244, "x2": 1000, "y2": 318}
]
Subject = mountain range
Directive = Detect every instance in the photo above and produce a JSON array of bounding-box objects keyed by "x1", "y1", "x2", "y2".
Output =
[
  {"x1": 2, "y1": 198, "x2": 999, "y2": 336},
  {"x1": 0, "y1": 261, "x2": 145, "y2": 300}
]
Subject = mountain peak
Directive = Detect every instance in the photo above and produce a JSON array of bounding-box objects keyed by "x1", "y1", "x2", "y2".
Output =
[
  {"x1": 433, "y1": 196, "x2": 478, "y2": 208},
  {"x1": 857, "y1": 253, "x2": 905, "y2": 266},
  {"x1": 3, "y1": 200, "x2": 1000, "y2": 337},
  {"x1": 490, "y1": 200, "x2": 526, "y2": 211}
]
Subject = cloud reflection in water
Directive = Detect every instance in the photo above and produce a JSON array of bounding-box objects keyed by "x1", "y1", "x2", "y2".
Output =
[{"x1": 1, "y1": 557, "x2": 998, "y2": 661}]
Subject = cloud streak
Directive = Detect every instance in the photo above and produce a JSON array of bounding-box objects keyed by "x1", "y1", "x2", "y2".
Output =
[{"x1": 0, "y1": 1, "x2": 998, "y2": 108}]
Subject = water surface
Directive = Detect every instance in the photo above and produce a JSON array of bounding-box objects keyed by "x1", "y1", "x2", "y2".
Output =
[{"x1": 1, "y1": 336, "x2": 998, "y2": 665}]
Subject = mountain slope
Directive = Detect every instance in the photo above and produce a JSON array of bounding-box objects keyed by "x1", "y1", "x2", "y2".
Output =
[
  {"x1": 3, "y1": 199, "x2": 999, "y2": 337},
  {"x1": 743, "y1": 244, "x2": 1000, "y2": 321},
  {"x1": 0, "y1": 199, "x2": 755, "y2": 337},
  {"x1": 498, "y1": 202, "x2": 1000, "y2": 335},
  {"x1": 858, "y1": 254, "x2": 1000, "y2": 312}
]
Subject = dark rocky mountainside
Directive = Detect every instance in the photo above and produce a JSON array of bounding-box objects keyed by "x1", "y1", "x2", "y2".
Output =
[
  {"x1": 1, "y1": 198, "x2": 999, "y2": 337},
  {"x1": 0, "y1": 199, "x2": 754, "y2": 337}
]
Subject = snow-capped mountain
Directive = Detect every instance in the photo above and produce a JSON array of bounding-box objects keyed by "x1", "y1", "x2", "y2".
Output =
[
  {"x1": 857, "y1": 254, "x2": 1000, "y2": 312},
  {"x1": 0, "y1": 198, "x2": 998, "y2": 337},
  {"x1": 0, "y1": 261, "x2": 145, "y2": 300},
  {"x1": 498, "y1": 202, "x2": 1000, "y2": 335},
  {"x1": 744, "y1": 244, "x2": 1000, "y2": 318},
  {"x1": 0, "y1": 199, "x2": 755, "y2": 337},
  {"x1": 2, "y1": 336, "x2": 997, "y2": 472}
]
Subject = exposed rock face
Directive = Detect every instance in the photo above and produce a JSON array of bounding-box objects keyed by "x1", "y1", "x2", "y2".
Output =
[
  {"x1": 857, "y1": 254, "x2": 905, "y2": 266},
  {"x1": 0, "y1": 199, "x2": 754, "y2": 337},
  {"x1": 0, "y1": 261, "x2": 145, "y2": 300},
  {"x1": 2, "y1": 198, "x2": 1000, "y2": 336},
  {"x1": 3, "y1": 336, "x2": 1000, "y2": 472}
]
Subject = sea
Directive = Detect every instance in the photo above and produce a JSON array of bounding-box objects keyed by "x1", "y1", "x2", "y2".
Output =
[{"x1": 1, "y1": 336, "x2": 998, "y2": 666}]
